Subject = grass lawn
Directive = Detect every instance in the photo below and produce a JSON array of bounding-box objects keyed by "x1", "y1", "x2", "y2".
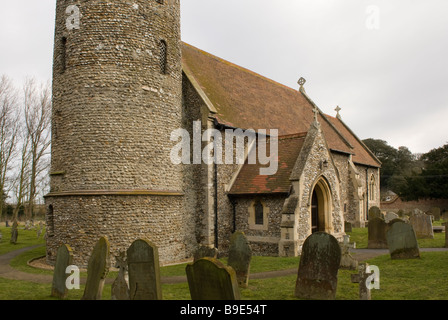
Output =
[{"x1": 0, "y1": 225, "x2": 447, "y2": 300}]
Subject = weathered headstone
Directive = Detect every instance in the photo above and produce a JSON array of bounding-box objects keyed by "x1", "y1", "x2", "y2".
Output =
[
  {"x1": 339, "y1": 235, "x2": 358, "y2": 270},
  {"x1": 51, "y1": 244, "x2": 74, "y2": 299},
  {"x1": 367, "y1": 217, "x2": 388, "y2": 249},
  {"x1": 295, "y1": 232, "x2": 341, "y2": 300},
  {"x1": 111, "y1": 251, "x2": 130, "y2": 300},
  {"x1": 368, "y1": 206, "x2": 382, "y2": 220},
  {"x1": 10, "y1": 220, "x2": 18, "y2": 244},
  {"x1": 386, "y1": 221, "x2": 420, "y2": 260},
  {"x1": 410, "y1": 211, "x2": 434, "y2": 239},
  {"x1": 344, "y1": 221, "x2": 352, "y2": 233},
  {"x1": 227, "y1": 231, "x2": 252, "y2": 288},
  {"x1": 193, "y1": 245, "x2": 218, "y2": 262},
  {"x1": 81, "y1": 236, "x2": 110, "y2": 300},
  {"x1": 350, "y1": 263, "x2": 373, "y2": 300},
  {"x1": 127, "y1": 239, "x2": 162, "y2": 300},
  {"x1": 431, "y1": 207, "x2": 441, "y2": 221},
  {"x1": 36, "y1": 222, "x2": 44, "y2": 239},
  {"x1": 186, "y1": 257, "x2": 240, "y2": 300}
]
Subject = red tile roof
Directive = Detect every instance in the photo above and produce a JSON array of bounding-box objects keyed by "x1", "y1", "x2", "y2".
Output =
[
  {"x1": 181, "y1": 42, "x2": 381, "y2": 171},
  {"x1": 229, "y1": 133, "x2": 307, "y2": 195}
]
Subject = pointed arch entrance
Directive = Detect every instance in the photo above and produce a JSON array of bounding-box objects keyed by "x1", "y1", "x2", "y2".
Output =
[{"x1": 310, "y1": 177, "x2": 332, "y2": 234}]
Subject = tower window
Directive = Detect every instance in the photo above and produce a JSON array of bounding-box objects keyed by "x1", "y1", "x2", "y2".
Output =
[
  {"x1": 159, "y1": 40, "x2": 167, "y2": 74},
  {"x1": 60, "y1": 37, "x2": 67, "y2": 74},
  {"x1": 47, "y1": 205, "x2": 55, "y2": 237}
]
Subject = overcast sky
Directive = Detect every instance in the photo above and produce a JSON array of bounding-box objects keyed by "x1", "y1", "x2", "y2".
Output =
[{"x1": 1, "y1": 0, "x2": 447, "y2": 154}]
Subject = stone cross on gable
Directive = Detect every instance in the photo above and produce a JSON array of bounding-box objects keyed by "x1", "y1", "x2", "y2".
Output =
[{"x1": 335, "y1": 106, "x2": 342, "y2": 119}]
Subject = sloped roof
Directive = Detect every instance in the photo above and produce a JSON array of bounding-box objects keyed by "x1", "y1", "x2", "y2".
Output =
[
  {"x1": 181, "y1": 42, "x2": 380, "y2": 168},
  {"x1": 229, "y1": 133, "x2": 307, "y2": 195}
]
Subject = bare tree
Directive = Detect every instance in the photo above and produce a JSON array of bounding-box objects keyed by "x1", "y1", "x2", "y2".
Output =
[
  {"x1": 0, "y1": 75, "x2": 19, "y2": 221},
  {"x1": 22, "y1": 78, "x2": 51, "y2": 220}
]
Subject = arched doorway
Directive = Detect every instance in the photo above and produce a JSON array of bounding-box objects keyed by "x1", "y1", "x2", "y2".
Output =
[{"x1": 310, "y1": 178, "x2": 332, "y2": 233}]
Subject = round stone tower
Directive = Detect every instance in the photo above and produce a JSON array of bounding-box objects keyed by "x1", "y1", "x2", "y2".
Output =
[{"x1": 46, "y1": 0, "x2": 194, "y2": 266}]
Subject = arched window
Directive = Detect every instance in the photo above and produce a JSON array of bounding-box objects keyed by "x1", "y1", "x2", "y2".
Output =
[
  {"x1": 159, "y1": 40, "x2": 167, "y2": 74},
  {"x1": 255, "y1": 200, "x2": 264, "y2": 225}
]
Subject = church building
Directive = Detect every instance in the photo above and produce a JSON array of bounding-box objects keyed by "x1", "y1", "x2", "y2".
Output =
[{"x1": 45, "y1": 0, "x2": 380, "y2": 266}]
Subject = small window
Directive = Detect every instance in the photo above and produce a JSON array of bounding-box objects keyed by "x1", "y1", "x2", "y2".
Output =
[
  {"x1": 156, "y1": 0, "x2": 164, "y2": 3},
  {"x1": 255, "y1": 200, "x2": 264, "y2": 225},
  {"x1": 159, "y1": 40, "x2": 167, "y2": 74},
  {"x1": 60, "y1": 37, "x2": 67, "y2": 73}
]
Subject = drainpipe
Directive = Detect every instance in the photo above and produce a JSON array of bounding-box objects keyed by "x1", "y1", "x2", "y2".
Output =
[{"x1": 230, "y1": 197, "x2": 237, "y2": 233}]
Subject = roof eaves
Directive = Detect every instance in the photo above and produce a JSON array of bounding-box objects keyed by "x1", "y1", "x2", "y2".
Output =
[{"x1": 182, "y1": 62, "x2": 218, "y2": 115}]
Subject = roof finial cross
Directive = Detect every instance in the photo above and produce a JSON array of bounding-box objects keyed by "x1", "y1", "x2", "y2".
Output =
[
  {"x1": 298, "y1": 77, "x2": 306, "y2": 92},
  {"x1": 335, "y1": 106, "x2": 342, "y2": 119}
]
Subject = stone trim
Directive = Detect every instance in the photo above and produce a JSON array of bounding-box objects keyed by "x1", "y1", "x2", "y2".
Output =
[{"x1": 44, "y1": 189, "x2": 184, "y2": 197}]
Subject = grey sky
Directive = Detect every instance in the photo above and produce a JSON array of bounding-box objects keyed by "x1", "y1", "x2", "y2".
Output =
[{"x1": 1, "y1": 0, "x2": 447, "y2": 154}]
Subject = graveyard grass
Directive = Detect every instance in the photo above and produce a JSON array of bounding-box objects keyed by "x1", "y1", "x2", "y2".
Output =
[{"x1": 1, "y1": 225, "x2": 448, "y2": 300}]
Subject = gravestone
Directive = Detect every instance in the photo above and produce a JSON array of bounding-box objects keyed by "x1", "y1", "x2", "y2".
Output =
[
  {"x1": 111, "y1": 251, "x2": 130, "y2": 300},
  {"x1": 431, "y1": 207, "x2": 441, "y2": 221},
  {"x1": 127, "y1": 239, "x2": 162, "y2": 300},
  {"x1": 368, "y1": 206, "x2": 382, "y2": 220},
  {"x1": 350, "y1": 263, "x2": 373, "y2": 300},
  {"x1": 227, "y1": 231, "x2": 252, "y2": 288},
  {"x1": 10, "y1": 220, "x2": 18, "y2": 244},
  {"x1": 81, "y1": 237, "x2": 110, "y2": 300},
  {"x1": 5, "y1": 220, "x2": 9, "y2": 227},
  {"x1": 51, "y1": 244, "x2": 74, "y2": 299},
  {"x1": 295, "y1": 232, "x2": 341, "y2": 300},
  {"x1": 344, "y1": 221, "x2": 352, "y2": 233},
  {"x1": 339, "y1": 235, "x2": 358, "y2": 270},
  {"x1": 443, "y1": 222, "x2": 448, "y2": 248},
  {"x1": 193, "y1": 245, "x2": 218, "y2": 262},
  {"x1": 410, "y1": 211, "x2": 434, "y2": 239},
  {"x1": 367, "y1": 217, "x2": 388, "y2": 249},
  {"x1": 186, "y1": 257, "x2": 240, "y2": 300},
  {"x1": 386, "y1": 221, "x2": 420, "y2": 260},
  {"x1": 385, "y1": 212, "x2": 399, "y2": 223},
  {"x1": 36, "y1": 222, "x2": 44, "y2": 239}
]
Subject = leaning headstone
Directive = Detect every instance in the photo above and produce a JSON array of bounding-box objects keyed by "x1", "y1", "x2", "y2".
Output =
[
  {"x1": 227, "y1": 231, "x2": 252, "y2": 288},
  {"x1": 127, "y1": 239, "x2": 162, "y2": 300},
  {"x1": 81, "y1": 237, "x2": 110, "y2": 300},
  {"x1": 431, "y1": 207, "x2": 441, "y2": 221},
  {"x1": 295, "y1": 232, "x2": 341, "y2": 300},
  {"x1": 367, "y1": 217, "x2": 388, "y2": 249},
  {"x1": 111, "y1": 251, "x2": 130, "y2": 300},
  {"x1": 385, "y1": 212, "x2": 399, "y2": 223},
  {"x1": 339, "y1": 235, "x2": 358, "y2": 270},
  {"x1": 368, "y1": 206, "x2": 382, "y2": 220},
  {"x1": 10, "y1": 220, "x2": 18, "y2": 244},
  {"x1": 186, "y1": 257, "x2": 240, "y2": 300},
  {"x1": 350, "y1": 263, "x2": 373, "y2": 300},
  {"x1": 51, "y1": 244, "x2": 74, "y2": 299},
  {"x1": 386, "y1": 221, "x2": 420, "y2": 260},
  {"x1": 193, "y1": 245, "x2": 218, "y2": 262},
  {"x1": 410, "y1": 211, "x2": 434, "y2": 239}
]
